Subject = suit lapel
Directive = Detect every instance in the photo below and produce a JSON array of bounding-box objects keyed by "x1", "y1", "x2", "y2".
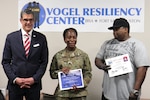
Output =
[{"x1": 16, "y1": 30, "x2": 26, "y2": 56}]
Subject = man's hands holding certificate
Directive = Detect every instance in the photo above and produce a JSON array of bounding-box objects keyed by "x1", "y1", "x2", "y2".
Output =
[
  {"x1": 100, "y1": 64, "x2": 111, "y2": 72},
  {"x1": 95, "y1": 58, "x2": 111, "y2": 72}
]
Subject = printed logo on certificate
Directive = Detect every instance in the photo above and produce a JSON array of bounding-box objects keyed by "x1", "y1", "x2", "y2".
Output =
[
  {"x1": 58, "y1": 69, "x2": 84, "y2": 90},
  {"x1": 105, "y1": 54, "x2": 133, "y2": 77}
]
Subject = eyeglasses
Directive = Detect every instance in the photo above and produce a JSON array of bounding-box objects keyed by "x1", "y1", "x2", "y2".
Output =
[{"x1": 22, "y1": 18, "x2": 34, "y2": 22}]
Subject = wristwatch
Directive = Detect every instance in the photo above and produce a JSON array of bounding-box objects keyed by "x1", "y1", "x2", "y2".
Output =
[{"x1": 132, "y1": 89, "x2": 139, "y2": 96}]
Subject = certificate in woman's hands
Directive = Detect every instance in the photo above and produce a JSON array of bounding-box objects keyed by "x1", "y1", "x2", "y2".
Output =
[
  {"x1": 58, "y1": 69, "x2": 84, "y2": 90},
  {"x1": 105, "y1": 54, "x2": 133, "y2": 77}
]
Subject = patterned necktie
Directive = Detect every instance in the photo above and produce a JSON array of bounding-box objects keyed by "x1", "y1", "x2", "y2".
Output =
[{"x1": 24, "y1": 33, "x2": 30, "y2": 57}]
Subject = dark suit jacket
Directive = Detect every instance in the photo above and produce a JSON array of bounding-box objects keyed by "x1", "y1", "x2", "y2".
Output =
[{"x1": 1, "y1": 29, "x2": 49, "y2": 91}]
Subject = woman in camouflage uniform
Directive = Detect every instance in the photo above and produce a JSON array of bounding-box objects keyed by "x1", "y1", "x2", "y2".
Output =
[{"x1": 50, "y1": 27, "x2": 92, "y2": 100}]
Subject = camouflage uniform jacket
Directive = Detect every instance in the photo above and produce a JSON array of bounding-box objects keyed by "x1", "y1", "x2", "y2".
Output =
[{"x1": 50, "y1": 47, "x2": 92, "y2": 97}]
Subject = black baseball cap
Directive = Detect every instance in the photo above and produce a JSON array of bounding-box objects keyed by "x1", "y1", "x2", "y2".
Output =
[{"x1": 108, "y1": 18, "x2": 129, "y2": 30}]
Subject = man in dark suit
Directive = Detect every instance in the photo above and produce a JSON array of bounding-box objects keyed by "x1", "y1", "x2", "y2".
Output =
[{"x1": 1, "y1": 9, "x2": 49, "y2": 100}]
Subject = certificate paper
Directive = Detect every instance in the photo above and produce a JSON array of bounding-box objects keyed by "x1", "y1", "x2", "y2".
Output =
[
  {"x1": 58, "y1": 69, "x2": 84, "y2": 90},
  {"x1": 105, "y1": 54, "x2": 133, "y2": 77}
]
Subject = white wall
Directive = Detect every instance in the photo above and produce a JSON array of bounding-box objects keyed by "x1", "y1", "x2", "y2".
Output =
[{"x1": 0, "y1": 0, "x2": 150, "y2": 100}]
